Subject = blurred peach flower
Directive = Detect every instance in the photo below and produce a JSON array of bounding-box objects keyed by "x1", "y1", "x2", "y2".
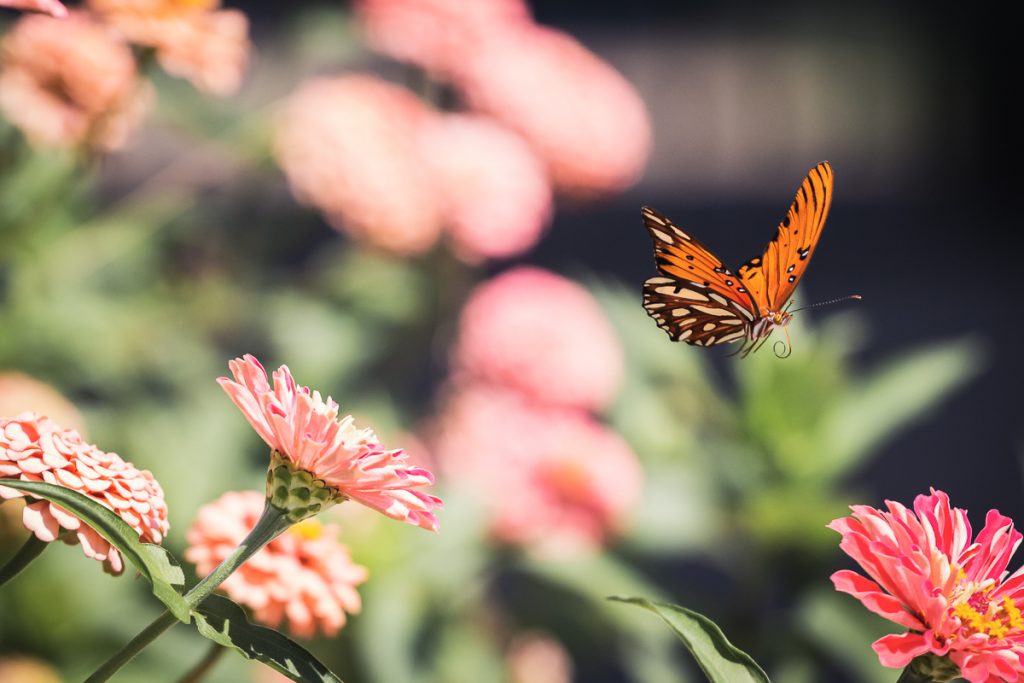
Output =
[
  {"x1": 456, "y1": 24, "x2": 651, "y2": 197},
  {"x1": 507, "y1": 632, "x2": 574, "y2": 683},
  {"x1": 0, "y1": 0, "x2": 67, "y2": 17},
  {"x1": 0, "y1": 372, "x2": 86, "y2": 435},
  {"x1": 0, "y1": 12, "x2": 150, "y2": 151},
  {"x1": 87, "y1": 0, "x2": 249, "y2": 95},
  {"x1": 0, "y1": 413, "x2": 169, "y2": 575},
  {"x1": 186, "y1": 490, "x2": 367, "y2": 638},
  {"x1": 419, "y1": 114, "x2": 552, "y2": 263},
  {"x1": 831, "y1": 489, "x2": 1024, "y2": 681},
  {"x1": 354, "y1": 0, "x2": 531, "y2": 77},
  {"x1": 433, "y1": 384, "x2": 641, "y2": 553},
  {"x1": 219, "y1": 355, "x2": 441, "y2": 531},
  {"x1": 275, "y1": 75, "x2": 444, "y2": 256},
  {"x1": 452, "y1": 267, "x2": 623, "y2": 412},
  {"x1": 0, "y1": 656, "x2": 62, "y2": 683}
]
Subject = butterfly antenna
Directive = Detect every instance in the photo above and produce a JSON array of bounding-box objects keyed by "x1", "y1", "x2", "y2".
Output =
[{"x1": 790, "y1": 294, "x2": 863, "y2": 314}]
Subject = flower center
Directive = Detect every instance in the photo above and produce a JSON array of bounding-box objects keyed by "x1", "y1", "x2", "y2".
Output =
[{"x1": 950, "y1": 571, "x2": 1024, "y2": 640}]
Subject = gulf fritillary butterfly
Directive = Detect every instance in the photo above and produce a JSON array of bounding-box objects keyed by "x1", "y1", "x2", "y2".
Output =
[{"x1": 642, "y1": 161, "x2": 837, "y2": 357}]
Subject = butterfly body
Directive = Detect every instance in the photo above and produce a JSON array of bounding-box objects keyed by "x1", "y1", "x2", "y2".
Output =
[{"x1": 641, "y1": 161, "x2": 833, "y2": 356}]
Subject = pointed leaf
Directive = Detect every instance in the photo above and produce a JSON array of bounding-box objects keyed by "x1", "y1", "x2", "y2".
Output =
[
  {"x1": 610, "y1": 596, "x2": 770, "y2": 683},
  {"x1": 192, "y1": 594, "x2": 344, "y2": 682},
  {"x1": 0, "y1": 479, "x2": 190, "y2": 622}
]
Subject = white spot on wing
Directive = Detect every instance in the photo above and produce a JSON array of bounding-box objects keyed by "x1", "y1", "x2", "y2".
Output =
[
  {"x1": 651, "y1": 228, "x2": 674, "y2": 243},
  {"x1": 678, "y1": 289, "x2": 709, "y2": 302},
  {"x1": 693, "y1": 304, "x2": 735, "y2": 317},
  {"x1": 671, "y1": 307, "x2": 690, "y2": 316}
]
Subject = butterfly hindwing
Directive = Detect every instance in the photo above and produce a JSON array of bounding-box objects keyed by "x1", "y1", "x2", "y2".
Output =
[
  {"x1": 738, "y1": 161, "x2": 833, "y2": 311},
  {"x1": 643, "y1": 277, "x2": 753, "y2": 347}
]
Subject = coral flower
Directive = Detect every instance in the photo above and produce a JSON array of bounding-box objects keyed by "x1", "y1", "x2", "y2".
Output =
[
  {"x1": 0, "y1": 0, "x2": 67, "y2": 17},
  {"x1": 185, "y1": 490, "x2": 367, "y2": 638},
  {"x1": 454, "y1": 24, "x2": 651, "y2": 197},
  {"x1": 0, "y1": 413, "x2": 170, "y2": 575},
  {"x1": 218, "y1": 355, "x2": 441, "y2": 532},
  {"x1": 419, "y1": 113, "x2": 552, "y2": 263},
  {"x1": 87, "y1": 0, "x2": 250, "y2": 95},
  {"x1": 432, "y1": 384, "x2": 640, "y2": 553},
  {"x1": 0, "y1": 12, "x2": 150, "y2": 151},
  {"x1": 831, "y1": 489, "x2": 1024, "y2": 682},
  {"x1": 452, "y1": 267, "x2": 623, "y2": 412},
  {"x1": 0, "y1": 372, "x2": 86, "y2": 436},
  {"x1": 274, "y1": 74, "x2": 443, "y2": 256}
]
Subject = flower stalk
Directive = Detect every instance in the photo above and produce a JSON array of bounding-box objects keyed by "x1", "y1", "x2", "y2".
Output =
[{"x1": 0, "y1": 534, "x2": 48, "y2": 588}]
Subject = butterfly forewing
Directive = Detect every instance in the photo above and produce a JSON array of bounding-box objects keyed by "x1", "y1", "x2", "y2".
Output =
[
  {"x1": 642, "y1": 277, "x2": 754, "y2": 347},
  {"x1": 737, "y1": 161, "x2": 833, "y2": 311}
]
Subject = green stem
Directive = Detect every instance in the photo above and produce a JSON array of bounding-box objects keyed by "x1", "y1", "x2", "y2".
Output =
[
  {"x1": 0, "y1": 534, "x2": 48, "y2": 588},
  {"x1": 85, "y1": 502, "x2": 291, "y2": 683},
  {"x1": 896, "y1": 668, "x2": 930, "y2": 683},
  {"x1": 175, "y1": 642, "x2": 225, "y2": 683}
]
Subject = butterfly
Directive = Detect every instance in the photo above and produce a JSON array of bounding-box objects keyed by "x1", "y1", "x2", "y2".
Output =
[{"x1": 642, "y1": 161, "x2": 836, "y2": 357}]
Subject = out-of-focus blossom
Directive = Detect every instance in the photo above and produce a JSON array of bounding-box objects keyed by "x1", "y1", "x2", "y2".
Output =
[
  {"x1": 0, "y1": 372, "x2": 86, "y2": 436},
  {"x1": 452, "y1": 267, "x2": 623, "y2": 412},
  {"x1": 275, "y1": 75, "x2": 444, "y2": 256},
  {"x1": 219, "y1": 355, "x2": 442, "y2": 531},
  {"x1": 432, "y1": 384, "x2": 641, "y2": 553},
  {"x1": 0, "y1": 656, "x2": 62, "y2": 683},
  {"x1": 0, "y1": 413, "x2": 169, "y2": 575},
  {"x1": 419, "y1": 114, "x2": 552, "y2": 263},
  {"x1": 87, "y1": 0, "x2": 250, "y2": 95},
  {"x1": 507, "y1": 632, "x2": 574, "y2": 683},
  {"x1": 0, "y1": 12, "x2": 150, "y2": 151},
  {"x1": 456, "y1": 25, "x2": 651, "y2": 197},
  {"x1": 831, "y1": 489, "x2": 1024, "y2": 681},
  {"x1": 186, "y1": 490, "x2": 367, "y2": 638},
  {"x1": 354, "y1": 0, "x2": 530, "y2": 77},
  {"x1": 0, "y1": 0, "x2": 67, "y2": 17}
]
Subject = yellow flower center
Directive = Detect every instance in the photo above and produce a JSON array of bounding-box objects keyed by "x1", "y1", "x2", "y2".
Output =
[
  {"x1": 949, "y1": 569, "x2": 1024, "y2": 640},
  {"x1": 290, "y1": 518, "x2": 324, "y2": 541}
]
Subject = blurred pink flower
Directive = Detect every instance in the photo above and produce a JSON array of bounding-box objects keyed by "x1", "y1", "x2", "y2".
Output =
[
  {"x1": 452, "y1": 267, "x2": 623, "y2": 412},
  {"x1": 87, "y1": 0, "x2": 250, "y2": 95},
  {"x1": 0, "y1": 12, "x2": 150, "y2": 151},
  {"x1": 185, "y1": 490, "x2": 367, "y2": 638},
  {"x1": 831, "y1": 489, "x2": 1024, "y2": 681},
  {"x1": 506, "y1": 632, "x2": 574, "y2": 683},
  {"x1": 419, "y1": 114, "x2": 552, "y2": 263},
  {"x1": 455, "y1": 24, "x2": 651, "y2": 197},
  {"x1": 0, "y1": 372, "x2": 86, "y2": 436},
  {"x1": 0, "y1": 0, "x2": 67, "y2": 17},
  {"x1": 274, "y1": 74, "x2": 444, "y2": 256},
  {"x1": 433, "y1": 384, "x2": 641, "y2": 553},
  {"x1": 354, "y1": 0, "x2": 531, "y2": 77},
  {"x1": 219, "y1": 355, "x2": 441, "y2": 532},
  {"x1": 0, "y1": 413, "x2": 170, "y2": 575},
  {"x1": 0, "y1": 656, "x2": 62, "y2": 683}
]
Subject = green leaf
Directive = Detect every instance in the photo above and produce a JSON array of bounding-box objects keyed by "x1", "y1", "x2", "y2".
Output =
[
  {"x1": 610, "y1": 596, "x2": 770, "y2": 683},
  {"x1": 0, "y1": 479, "x2": 190, "y2": 623},
  {"x1": 192, "y1": 594, "x2": 344, "y2": 683}
]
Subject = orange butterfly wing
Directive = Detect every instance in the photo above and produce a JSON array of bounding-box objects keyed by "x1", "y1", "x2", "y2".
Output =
[
  {"x1": 641, "y1": 206, "x2": 759, "y2": 346},
  {"x1": 737, "y1": 161, "x2": 833, "y2": 311}
]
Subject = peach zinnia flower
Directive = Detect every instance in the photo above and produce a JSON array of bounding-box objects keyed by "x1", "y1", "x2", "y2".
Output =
[
  {"x1": 274, "y1": 75, "x2": 443, "y2": 256},
  {"x1": 432, "y1": 384, "x2": 640, "y2": 553},
  {"x1": 0, "y1": 0, "x2": 67, "y2": 17},
  {"x1": 831, "y1": 489, "x2": 1024, "y2": 681},
  {"x1": 452, "y1": 267, "x2": 623, "y2": 412},
  {"x1": 218, "y1": 355, "x2": 441, "y2": 532},
  {"x1": 185, "y1": 490, "x2": 367, "y2": 638},
  {"x1": 455, "y1": 24, "x2": 651, "y2": 197},
  {"x1": 419, "y1": 113, "x2": 552, "y2": 263},
  {"x1": 0, "y1": 372, "x2": 86, "y2": 435},
  {"x1": 0, "y1": 413, "x2": 170, "y2": 575},
  {"x1": 0, "y1": 12, "x2": 150, "y2": 151},
  {"x1": 87, "y1": 0, "x2": 250, "y2": 95}
]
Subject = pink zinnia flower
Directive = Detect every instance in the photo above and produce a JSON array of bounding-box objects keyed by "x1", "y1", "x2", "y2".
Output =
[
  {"x1": 506, "y1": 632, "x2": 574, "y2": 683},
  {"x1": 185, "y1": 490, "x2": 367, "y2": 638},
  {"x1": 831, "y1": 489, "x2": 1024, "y2": 681},
  {"x1": 0, "y1": 0, "x2": 67, "y2": 17},
  {"x1": 0, "y1": 413, "x2": 170, "y2": 575},
  {"x1": 432, "y1": 384, "x2": 640, "y2": 553},
  {"x1": 419, "y1": 113, "x2": 552, "y2": 263},
  {"x1": 218, "y1": 355, "x2": 441, "y2": 532},
  {"x1": 87, "y1": 0, "x2": 250, "y2": 95},
  {"x1": 452, "y1": 267, "x2": 623, "y2": 412},
  {"x1": 274, "y1": 74, "x2": 444, "y2": 256},
  {"x1": 354, "y1": 0, "x2": 531, "y2": 78},
  {"x1": 0, "y1": 12, "x2": 150, "y2": 151},
  {"x1": 454, "y1": 24, "x2": 651, "y2": 197}
]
